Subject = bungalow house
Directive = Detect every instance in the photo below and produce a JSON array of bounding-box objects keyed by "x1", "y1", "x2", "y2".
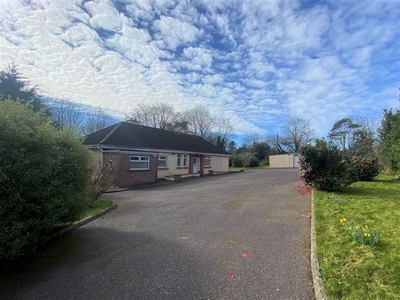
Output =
[{"x1": 83, "y1": 121, "x2": 230, "y2": 188}]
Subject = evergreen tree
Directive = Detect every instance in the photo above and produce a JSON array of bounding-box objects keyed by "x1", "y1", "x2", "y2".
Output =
[
  {"x1": 379, "y1": 108, "x2": 400, "y2": 173},
  {"x1": 0, "y1": 64, "x2": 45, "y2": 112}
]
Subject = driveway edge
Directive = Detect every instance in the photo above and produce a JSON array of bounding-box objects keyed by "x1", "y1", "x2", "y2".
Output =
[
  {"x1": 311, "y1": 189, "x2": 327, "y2": 300},
  {"x1": 53, "y1": 204, "x2": 117, "y2": 237}
]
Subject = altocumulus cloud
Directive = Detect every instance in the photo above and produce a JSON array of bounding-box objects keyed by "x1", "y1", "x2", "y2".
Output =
[{"x1": 0, "y1": 0, "x2": 399, "y2": 136}]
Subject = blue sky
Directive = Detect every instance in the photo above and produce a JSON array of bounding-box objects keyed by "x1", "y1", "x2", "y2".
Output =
[{"x1": 1, "y1": 0, "x2": 399, "y2": 140}]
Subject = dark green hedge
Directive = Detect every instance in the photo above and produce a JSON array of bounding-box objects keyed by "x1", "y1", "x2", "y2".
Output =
[{"x1": 0, "y1": 100, "x2": 92, "y2": 259}]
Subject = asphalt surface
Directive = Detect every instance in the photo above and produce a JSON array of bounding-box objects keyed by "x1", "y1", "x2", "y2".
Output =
[{"x1": 0, "y1": 169, "x2": 313, "y2": 300}]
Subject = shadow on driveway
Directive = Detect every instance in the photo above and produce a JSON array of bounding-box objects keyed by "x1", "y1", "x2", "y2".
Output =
[{"x1": 0, "y1": 227, "x2": 217, "y2": 300}]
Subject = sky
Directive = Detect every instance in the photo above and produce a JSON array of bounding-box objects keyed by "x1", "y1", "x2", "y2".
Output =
[{"x1": 0, "y1": 0, "x2": 399, "y2": 140}]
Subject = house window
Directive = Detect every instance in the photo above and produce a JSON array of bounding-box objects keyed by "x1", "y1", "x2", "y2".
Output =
[
  {"x1": 130, "y1": 156, "x2": 149, "y2": 170},
  {"x1": 158, "y1": 155, "x2": 167, "y2": 168},
  {"x1": 204, "y1": 156, "x2": 211, "y2": 167},
  {"x1": 177, "y1": 154, "x2": 188, "y2": 167}
]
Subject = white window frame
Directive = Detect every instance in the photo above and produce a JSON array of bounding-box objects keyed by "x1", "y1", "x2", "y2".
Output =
[
  {"x1": 204, "y1": 156, "x2": 211, "y2": 167},
  {"x1": 158, "y1": 155, "x2": 167, "y2": 168},
  {"x1": 177, "y1": 154, "x2": 188, "y2": 167},
  {"x1": 130, "y1": 156, "x2": 150, "y2": 170}
]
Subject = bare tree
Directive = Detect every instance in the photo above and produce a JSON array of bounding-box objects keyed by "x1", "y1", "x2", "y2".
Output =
[
  {"x1": 130, "y1": 102, "x2": 180, "y2": 129},
  {"x1": 165, "y1": 120, "x2": 190, "y2": 133},
  {"x1": 90, "y1": 161, "x2": 114, "y2": 201},
  {"x1": 207, "y1": 116, "x2": 234, "y2": 150},
  {"x1": 349, "y1": 115, "x2": 380, "y2": 156},
  {"x1": 47, "y1": 99, "x2": 82, "y2": 131},
  {"x1": 184, "y1": 105, "x2": 216, "y2": 137},
  {"x1": 214, "y1": 116, "x2": 234, "y2": 140},
  {"x1": 243, "y1": 133, "x2": 261, "y2": 154},
  {"x1": 353, "y1": 115, "x2": 380, "y2": 140},
  {"x1": 281, "y1": 115, "x2": 314, "y2": 152},
  {"x1": 266, "y1": 134, "x2": 286, "y2": 154},
  {"x1": 130, "y1": 102, "x2": 233, "y2": 149},
  {"x1": 236, "y1": 133, "x2": 261, "y2": 166},
  {"x1": 82, "y1": 107, "x2": 114, "y2": 135}
]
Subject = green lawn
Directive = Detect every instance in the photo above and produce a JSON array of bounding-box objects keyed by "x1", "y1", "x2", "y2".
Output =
[{"x1": 314, "y1": 174, "x2": 400, "y2": 299}]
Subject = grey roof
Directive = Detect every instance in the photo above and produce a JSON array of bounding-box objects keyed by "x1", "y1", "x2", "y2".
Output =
[{"x1": 83, "y1": 122, "x2": 229, "y2": 155}]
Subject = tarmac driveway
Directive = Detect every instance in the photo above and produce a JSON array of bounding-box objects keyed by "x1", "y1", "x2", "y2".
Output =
[{"x1": 0, "y1": 169, "x2": 313, "y2": 300}]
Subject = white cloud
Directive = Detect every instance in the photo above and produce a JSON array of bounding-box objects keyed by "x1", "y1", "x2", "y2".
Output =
[
  {"x1": 201, "y1": 74, "x2": 224, "y2": 85},
  {"x1": 153, "y1": 16, "x2": 201, "y2": 50},
  {"x1": 183, "y1": 47, "x2": 211, "y2": 63},
  {"x1": 85, "y1": 1, "x2": 123, "y2": 32},
  {"x1": 0, "y1": 0, "x2": 399, "y2": 140},
  {"x1": 350, "y1": 46, "x2": 372, "y2": 69},
  {"x1": 214, "y1": 14, "x2": 230, "y2": 35}
]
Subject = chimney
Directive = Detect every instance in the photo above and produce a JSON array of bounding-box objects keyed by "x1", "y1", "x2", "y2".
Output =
[{"x1": 126, "y1": 117, "x2": 141, "y2": 125}]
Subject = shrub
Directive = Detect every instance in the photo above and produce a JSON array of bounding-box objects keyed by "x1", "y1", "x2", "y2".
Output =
[
  {"x1": 299, "y1": 140, "x2": 358, "y2": 191},
  {"x1": 253, "y1": 152, "x2": 261, "y2": 160},
  {"x1": 231, "y1": 154, "x2": 243, "y2": 167},
  {"x1": 248, "y1": 156, "x2": 260, "y2": 167},
  {"x1": 351, "y1": 157, "x2": 380, "y2": 181},
  {"x1": 90, "y1": 162, "x2": 113, "y2": 201},
  {"x1": 0, "y1": 100, "x2": 92, "y2": 259}
]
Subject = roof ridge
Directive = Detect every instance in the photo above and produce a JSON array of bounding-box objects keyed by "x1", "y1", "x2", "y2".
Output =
[{"x1": 100, "y1": 122, "x2": 122, "y2": 144}]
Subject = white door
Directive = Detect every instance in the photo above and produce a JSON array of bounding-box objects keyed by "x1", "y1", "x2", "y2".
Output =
[
  {"x1": 193, "y1": 157, "x2": 198, "y2": 173},
  {"x1": 293, "y1": 155, "x2": 299, "y2": 168}
]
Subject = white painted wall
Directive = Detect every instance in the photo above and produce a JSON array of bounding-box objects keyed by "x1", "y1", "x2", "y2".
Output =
[
  {"x1": 209, "y1": 156, "x2": 229, "y2": 172},
  {"x1": 157, "y1": 154, "x2": 229, "y2": 178},
  {"x1": 157, "y1": 153, "x2": 190, "y2": 179}
]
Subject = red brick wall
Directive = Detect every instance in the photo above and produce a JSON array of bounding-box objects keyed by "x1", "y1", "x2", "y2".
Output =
[{"x1": 115, "y1": 154, "x2": 158, "y2": 188}]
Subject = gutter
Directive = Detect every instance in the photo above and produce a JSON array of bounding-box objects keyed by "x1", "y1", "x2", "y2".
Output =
[{"x1": 99, "y1": 144, "x2": 230, "y2": 157}]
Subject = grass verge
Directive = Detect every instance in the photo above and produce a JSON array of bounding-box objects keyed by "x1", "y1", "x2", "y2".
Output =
[
  {"x1": 314, "y1": 173, "x2": 400, "y2": 299},
  {"x1": 58, "y1": 200, "x2": 113, "y2": 229},
  {"x1": 229, "y1": 165, "x2": 269, "y2": 171},
  {"x1": 75, "y1": 200, "x2": 113, "y2": 223},
  {"x1": 229, "y1": 167, "x2": 245, "y2": 171}
]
